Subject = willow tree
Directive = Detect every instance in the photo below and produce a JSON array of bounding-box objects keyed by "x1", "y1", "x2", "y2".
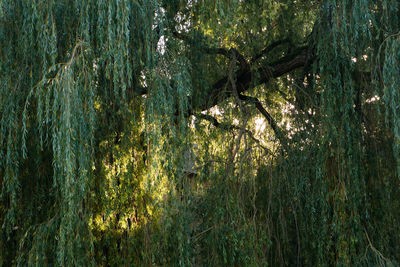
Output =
[{"x1": 1, "y1": 0, "x2": 399, "y2": 266}]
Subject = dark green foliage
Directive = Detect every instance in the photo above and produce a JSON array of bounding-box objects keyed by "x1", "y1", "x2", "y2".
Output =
[{"x1": 1, "y1": 0, "x2": 400, "y2": 266}]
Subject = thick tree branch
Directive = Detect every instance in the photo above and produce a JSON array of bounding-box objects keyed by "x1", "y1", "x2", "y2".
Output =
[
  {"x1": 198, "y1": 46, "x2": 308, "y2": 111},
  {"x1": 130, "y1": 32, "x2": 311, "y2": 119},
  {"x1": 238, "y1": 94, "x2": 289, "y2": 151}
]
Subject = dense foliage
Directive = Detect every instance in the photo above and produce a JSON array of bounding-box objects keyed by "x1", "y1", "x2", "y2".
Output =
[{"x1": 1, "y1": 0, "x2": 399, "y2": 266}]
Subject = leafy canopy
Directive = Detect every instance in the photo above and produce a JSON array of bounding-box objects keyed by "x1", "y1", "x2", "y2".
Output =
[{"x1": 1, "y1": 0, "x2": 399, "y2": 266}]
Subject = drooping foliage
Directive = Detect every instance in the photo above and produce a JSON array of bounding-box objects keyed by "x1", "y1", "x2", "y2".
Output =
[{"x1": 1, "y1": 0, "x2": 399, "y2": 266}]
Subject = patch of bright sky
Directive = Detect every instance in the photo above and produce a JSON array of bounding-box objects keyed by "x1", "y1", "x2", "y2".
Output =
[
  {"x1": 255, "y1": 117, "x2": 266, "y2": 133},
  {"x1": 351, "y1": 54, "x2": 368, "y2": 63},
  {"x1": 366, "y1": 95, "x2": 380, "y2": 103}
]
